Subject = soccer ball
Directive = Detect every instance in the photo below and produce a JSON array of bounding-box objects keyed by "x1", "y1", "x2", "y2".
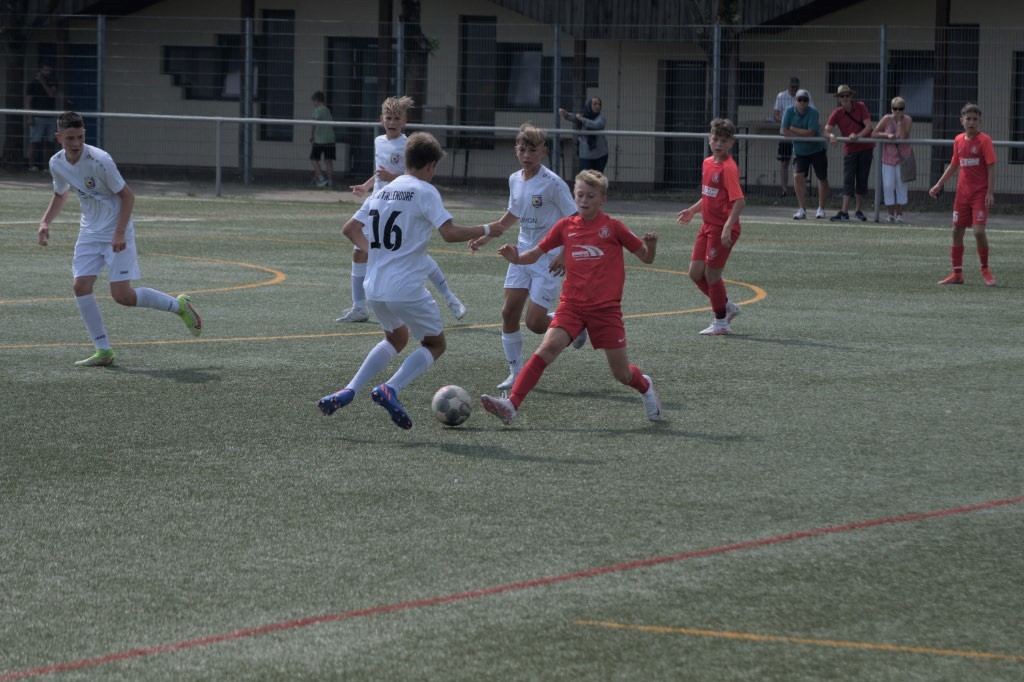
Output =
[{"x1": 431, "y1": 385, "x2": 473, "y2": 427}]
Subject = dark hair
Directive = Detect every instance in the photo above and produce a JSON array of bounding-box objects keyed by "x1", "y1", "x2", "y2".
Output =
[
  {"x1": 57, "y1": 111, "x2": 84, "y2": 131},
  {"x1": 405, "y1": 131, "x2": 444, "y2": 169},
  {"x1": 710, "y1": 117, "x2": 736, "y2": 139},
  {"x1": 312, "y1": 91, "x2": 325, "y2": 102}
]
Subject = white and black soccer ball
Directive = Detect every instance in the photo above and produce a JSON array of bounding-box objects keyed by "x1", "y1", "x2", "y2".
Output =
[{"x1": 431, "y1": 385, "x2": 473, "y2": 427}]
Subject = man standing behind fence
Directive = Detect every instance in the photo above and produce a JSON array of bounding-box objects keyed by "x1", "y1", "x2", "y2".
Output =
[{"x1": 824, "y1": 85, "x2": 873, "y2": 221}]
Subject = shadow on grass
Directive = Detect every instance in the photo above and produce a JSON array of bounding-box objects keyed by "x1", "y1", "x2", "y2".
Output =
[
  {"x1": 112, "y1": 365, "x2": 223, "y2": 383},
  {"x1": 728, "y1": 333, "x2": 850, "y2": 350}
]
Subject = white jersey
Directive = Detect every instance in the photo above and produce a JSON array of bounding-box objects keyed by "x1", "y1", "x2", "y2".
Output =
[
  {"x1": 507, "y1": 165, "x2": 577, "y2": 251},
  {"x1": 355, "y1": 174, "x2": 453, "y2": 302},
  {"x1": 373, "y1": 134, "x2": 406, "y2": 192},
  {"x1": 49, "y1": 143, "x2": 133, "y2": 244}
]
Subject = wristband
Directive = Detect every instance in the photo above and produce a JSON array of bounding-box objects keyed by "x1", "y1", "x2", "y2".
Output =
[{"x1": 482, "y1": 224, "x2": 491, "y2": 236}]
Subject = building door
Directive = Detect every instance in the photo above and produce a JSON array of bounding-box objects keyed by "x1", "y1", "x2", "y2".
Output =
[
  {"x1": 327, "y1": 37, "x2": 382, "y2": 177},
  {"x1": 660, "y1": 60, "x2": 706, "y2": 189}
]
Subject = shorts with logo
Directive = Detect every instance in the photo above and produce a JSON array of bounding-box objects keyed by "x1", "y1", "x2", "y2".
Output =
[
  {"x1": 368, "y1": 290, "x2": 443, "y2": 341},
  {"x1": 503, "y1": 256, "x2": 561, "y2": 310},
  {"x1": 953, "y1": 189, "x2": 988, "y2": 228},
  {"x1": 72, "y1": 237, "x2": 141, "y2": 282},
  {"x1": 691, "y1": 223, "x2": 740, "y2": 269},
  {"x1": 551, "y1": 302, "x2": 626, "y2": 350}
]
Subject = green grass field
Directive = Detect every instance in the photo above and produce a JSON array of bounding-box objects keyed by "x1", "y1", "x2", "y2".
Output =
[{"x1": 1, "y1": 181, "x2": 1022, "y2": 681}]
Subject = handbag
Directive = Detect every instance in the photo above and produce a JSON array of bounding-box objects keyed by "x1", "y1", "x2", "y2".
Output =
[{"x1": 899, "y1": 146, "x2": 916, "y2": 183}]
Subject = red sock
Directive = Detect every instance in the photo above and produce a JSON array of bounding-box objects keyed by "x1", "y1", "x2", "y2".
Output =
[
  {"x1": 951, "y1": 245, "x2": 964, "y2": 271},
  {"x1": 693, "y1": 276, "x2": 710, "y2": 297},
  {"x1": 510, "y1": 354, "x2": 548, "y2": 409},
  {"x1": 627, "y1": 365, "x2": 650, "y2": 393},
  {"x1": 708, "y1": 279, "x2": 728, "y2": 319},
  {"x1": 978, "y1": 246, "x2": 990, "y2": 268}
]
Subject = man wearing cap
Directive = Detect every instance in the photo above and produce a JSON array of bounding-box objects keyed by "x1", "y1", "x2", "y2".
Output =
[
  {"x1": 772, "y1": 77, "x2": 810, "y2": 197},
  {"x1": 824, "y1": 84, "x2": 874, "y2": 221},
  {"x1": 781, "y1": 89, "x2": 829, "y2": 220}
]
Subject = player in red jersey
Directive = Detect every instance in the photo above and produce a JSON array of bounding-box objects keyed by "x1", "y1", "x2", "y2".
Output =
[
  {"x1": 929, "y1": 103, "x2": 998, "y2": 286},
  {"x1": 676, "y1": 118, "x2": 747, "y2": 335},
  {"x1": 479, "y1": 170, "x2": 661, "y2": 425}
]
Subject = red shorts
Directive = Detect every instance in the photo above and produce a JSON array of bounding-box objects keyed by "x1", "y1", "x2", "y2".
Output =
[
  {"x1": 551, "y1": 303, "x2": 627, "y2": 350},
  {"x1": 953, "y1": 191, "x2": 988, "y2": 228},
  {"x1": 691, "y1": 223, "x2": 740, "y2": 269}
]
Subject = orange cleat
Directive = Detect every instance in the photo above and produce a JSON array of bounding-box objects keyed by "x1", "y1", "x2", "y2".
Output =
[
  {"x1": 980, "y1": 266, "x2": 996, "y2": 287},
  {"x1": 937, "y1": 272, "x2": 965, "y2": 285}
]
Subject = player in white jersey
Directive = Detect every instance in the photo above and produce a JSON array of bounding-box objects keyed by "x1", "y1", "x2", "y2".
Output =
[
  {"x1": 36, "y1": 112, "x2": 201, "y2": 367},
  {"x1": 468, "y1": 124, "x2": 581, "y2": 390},
  {"x1": 319, "y1": 132, "x2": 506, "y2": 429},
  {"x1": 340, "y1": 96, "x2": 466, "y2": 323}
]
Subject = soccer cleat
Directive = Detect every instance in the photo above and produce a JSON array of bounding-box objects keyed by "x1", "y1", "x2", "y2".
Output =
[
  {"x1": 480, "y1": 394, "x2": 517, "y2": 425},
  {"x1": 640, "y1": 374, "x2": 662, "y2": 421},
  {"x1": 829, "y1": 211, "x2": 849, "y2": 221},
  {"x1": 571, "y1": 328, "x2": 588, "y2": 350},
  {"x1": 370, "y1": 384, "x2": 413, "y2": 429},
  {"x1": 497, "y1": 372, "x2": 519, "y2": 391},
  {"x1": 725, "y1": 300, "x2": 741, "y2": 324},
  {"x1": 937, "y1": 272, "x2": 965, "y2": 285},
  {"x1": 315, "y1": 176, "x2": 328, "y2": 188},
  {"x1": 75, "y1": 348, "x2": 115, "y2": 367},
  {"x1": 699, "y1": 320, "x2": 730, "y2": 336},
  {"x1": 176, "y1": 295, "x2": 202, "y2": 336},
  {"x1": 335, "y1": 306, "x2": 369, "y2": 323},
  {"x1": 448, "y1": 298, "x2": 468, "y2": 320},
  {"x1": 895, "y1": 215, "x2": 905, "y2": 223},
  {"x1": 980, "y1": 266, "x2": 996, "y2": 287},
  {"x1": 318, "y1": 388, "x2": 355, "y2": 416},
  {"x1": 815, "y1": 207, "x2": 826, "y2": 219},
  {"x1": 886, "y1": 215, "x2": 895, "y2": 223},
  {"x1": 793, "y1": 208, "x2": 807, "y2": 220},
  {"x1": 854, "y1": 210, "x2": 867, "y2": 221}
]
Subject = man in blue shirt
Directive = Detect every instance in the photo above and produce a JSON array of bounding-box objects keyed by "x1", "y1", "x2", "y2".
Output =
[{"x1": 781, "y1": 89, "x2": 830, "y2": 219}]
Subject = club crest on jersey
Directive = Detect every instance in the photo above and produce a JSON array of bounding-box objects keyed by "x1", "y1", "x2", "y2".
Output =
[
  {"x1": 532, "y1": 195, "x2": 543, "y2": 208},
  {"x1": 599, "y1": 226, "x2": 611, "y2": 239},
  {"x1": 390, "y1": 152, "x2": 400, "y2": 165},
  {"x1": 712, "y1": 172, "x2": 721, "y2": 183},
  {"x1": 84, "y1": 177, "x2": 96, "y2": 190}
]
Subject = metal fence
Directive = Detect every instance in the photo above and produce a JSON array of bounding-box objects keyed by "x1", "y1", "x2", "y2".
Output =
[{"x1": 4, "y1": 13, "x2": 1023, "y2": 198}]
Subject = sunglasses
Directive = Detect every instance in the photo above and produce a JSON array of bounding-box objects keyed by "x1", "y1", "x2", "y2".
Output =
[
  {"x1": 892, "y1": 106, "x2": 905, "y2": 111},
  {"x1": 837, "y1": 93, "x2": 851, "y2": 98},
  {"x1": 797, "y1": 98, "x2": 809, "y2": 102}
]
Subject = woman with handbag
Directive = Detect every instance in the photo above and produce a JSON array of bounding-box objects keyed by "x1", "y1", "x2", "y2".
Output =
[{"x1": 873, "y1": 96, "x2": 914, "y2": 222}]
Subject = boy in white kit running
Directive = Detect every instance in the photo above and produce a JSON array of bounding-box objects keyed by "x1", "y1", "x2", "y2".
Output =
[
  {"x1": 468, "y1": 123, "x2": 582, "y2": 391},
  {"x1": 37, "y1": 111, "x2": 201, "y2": 367},
  {"x1": 319, "y1": 132, "x2": 506, "y2": 429},
  {"x1": 341, "y1": 95, "x2": 466, "y2": 323}
]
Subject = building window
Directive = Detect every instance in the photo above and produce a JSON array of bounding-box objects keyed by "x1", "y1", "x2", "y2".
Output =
[
  {"x1": 828, "y1": 62, "x2": 879, "y2": 116},
  {"x1": 737, "y1": 61, "x2": 763, "y2": 106},
  {"x1": 1012, "y1": 52, "x2": 1024, "y2": 164},
  {"x1": 888, "y1": 50, "x2": 933, "y2": 122},
  {"x1": 496, "y1": 43, "x2": 599, "y2": 111}
]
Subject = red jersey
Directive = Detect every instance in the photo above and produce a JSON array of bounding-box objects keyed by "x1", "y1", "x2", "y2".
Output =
[
  {"x1": 701, "y1": 155, "x2": 744, "y2": 230},
  {"x1": 539, "y1": 211, "x2": 643, "y2": 308},
  {"x1": 826, "y1": 101, "x2": 874, "y2": 153},
  {"x1": 950, "y1": 131, "x2": 996, "y2": 199}
]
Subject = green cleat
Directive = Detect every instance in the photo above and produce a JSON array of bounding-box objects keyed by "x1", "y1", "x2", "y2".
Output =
[
  {"x1": 176, "y1": 295, "x2": 202, "y2": 336},
  {"x1": 75, "y1": 349, "x2": 115, "y2": 367}
]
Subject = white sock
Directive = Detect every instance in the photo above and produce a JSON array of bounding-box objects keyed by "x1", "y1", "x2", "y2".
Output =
[
  {"x1": 502, "y1": 330, "x2": 524, "y2": 375},
  {"x1": 347, "y1": 339, "x2": 397, "y2": 392},
  {"x1": 351, "y1": 261, "x2": 367, "y2": 308},
  {"x1": 385, "y1": 346, "x2": 435, "y2": 393},
  {"x1": 426, "y1": 258, "x2": 456, "y2": 303},
  {"x1": 75, "y1": 294, "x2": 112, "y2": 349},
  {"x1": 134, "y1": 287, "x2": 178, "y2": 312}
]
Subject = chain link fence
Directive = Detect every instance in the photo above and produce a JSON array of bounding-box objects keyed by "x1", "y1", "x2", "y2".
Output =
[{"x1": 3, "y1": 13, "x2": 1023, "y2": 199}]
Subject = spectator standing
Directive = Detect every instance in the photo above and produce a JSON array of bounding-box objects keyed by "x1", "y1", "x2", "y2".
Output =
[
  {"x1": 929, "y1": 103, "x2": 997, "y2": 286},
  {"x1": 781, "y1": 90, "x2": 829, "y2": 220},
  {"x1": 559, "y1": 96, "x2": 608, "y2": 173},
  {"x1": 309, "y1": 91, "x2": 335, "y2": 188},
  {"x1": 772, "y1": 77, "x2": 810, "y2": 197},
  {"x1": 824, "y1": 85, "x2": 874, "y2": 221},
  {"x1": 24, "y1": 62, "x2": 58, "y2": 172},
  {"x1": 872, "y1": 96, "x2": 913, "y2": 222}
]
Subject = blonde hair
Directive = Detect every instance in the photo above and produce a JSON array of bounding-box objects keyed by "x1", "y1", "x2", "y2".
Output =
[
  {"x1": 891, "y1": 96, "x2": 906, "y2": 110},
  {"x1": 382, "y1": 95, "x2": 414, "y2": 118},
  {"x1": 574, "y1": 169, "x2": 608, "y2": 195},
  {"x1": 515, "y1": 123, "x2": 547, "y2": 148}
]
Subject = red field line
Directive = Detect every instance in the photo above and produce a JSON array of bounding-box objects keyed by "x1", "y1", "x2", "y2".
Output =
[{"x1": 3, "y1": 495, "x2": 1021, "y2": 680}]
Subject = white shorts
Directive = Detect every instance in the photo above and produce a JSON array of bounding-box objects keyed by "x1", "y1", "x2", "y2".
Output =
[
  {"x1": 72, "y1": 238, "x2": 141, "y2": 282},
  {"x1": 503, "y1": 257, "x2": 561, "y2": 311},
  {"x1": 368, "y1": 290, "x2": 443, "y2": 341}
]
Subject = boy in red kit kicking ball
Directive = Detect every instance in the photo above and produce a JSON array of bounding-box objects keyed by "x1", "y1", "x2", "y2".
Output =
[
  {"x1": 929, "y1": 103, "x2": 997, "y2": 286},
  {"x1": 676, "y1": 118, "x2": 746, "y2": 335},
  {"x1": 480, "y1": 170, "x2": 661, "y2": 425}
]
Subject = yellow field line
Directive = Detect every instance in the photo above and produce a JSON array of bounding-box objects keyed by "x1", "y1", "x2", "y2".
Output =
[{"x1": 575, "y1": 620, "x2": 1024, "y2": 662}]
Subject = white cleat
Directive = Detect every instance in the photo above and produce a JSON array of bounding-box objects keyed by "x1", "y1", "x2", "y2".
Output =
[
  {"x1": 449, "y1": 299, "x2": 468, "y2": 320},
  {"x1": 480, "y1": 394, "x2": 517, "y2": 425},
  {"x1": 725, "y1": 300, "x2": 741, "y2": 324},
  {"x1": 640, "y1": 374, "x2": 662, "y2": 421},
  {"x1": 497, "y1": 372, "x2": 519, "y2": 391},
  {"x1": 699, "y1": 320, "x2": 730, "y2": 336},
  {"x1": 335, "y1": 306, "x2": 369, "y2": 323}
]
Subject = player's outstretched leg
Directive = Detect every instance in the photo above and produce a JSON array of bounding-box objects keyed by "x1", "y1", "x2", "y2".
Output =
[
  {"x1": 480, "y1": 394, "x2": 517, "y2": 425},
  {"x1": 371, "y1": 383, "x2": 413, "y2": 429}
]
